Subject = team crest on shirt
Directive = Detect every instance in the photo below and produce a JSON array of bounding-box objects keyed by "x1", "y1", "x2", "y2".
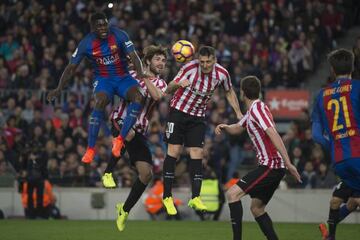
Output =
[{"x1": 110, "y1": 45, "x2": 117, "y2": 52}]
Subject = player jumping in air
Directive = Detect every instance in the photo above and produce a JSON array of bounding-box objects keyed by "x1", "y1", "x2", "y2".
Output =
[
  {"x1": 47, "y1": 12, "x2": 146, "y2": 164},
  {"x1": 103, "y1": 45, "x2": 167, "y2": 232},
  {"x1": 162, "y1": 46, "x2": 242, "y2": 215},
  {"x1": 312, "y1": 48, "x2": 360, "y2": 240},
  {"x1": 215, "y1": 76, "x2": 301, "y2": 240}
]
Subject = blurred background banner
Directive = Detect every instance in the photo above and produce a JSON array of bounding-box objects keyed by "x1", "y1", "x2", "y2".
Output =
[{"x1": 265, "y1": 90, "x2": 310, "y2": 119}]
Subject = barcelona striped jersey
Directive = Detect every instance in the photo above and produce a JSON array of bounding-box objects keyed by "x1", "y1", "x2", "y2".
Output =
[
  {"x1": 312, "y1": 78, "x2": 360, "y2": 164},
  {"x1": 70, "y1": 26, "x2": 134, "y2": 78}
]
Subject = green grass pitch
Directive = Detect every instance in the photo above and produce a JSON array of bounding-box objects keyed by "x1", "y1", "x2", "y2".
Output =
[{"x1": 0, "y1": 220, "x2": 359, "y2": 240}]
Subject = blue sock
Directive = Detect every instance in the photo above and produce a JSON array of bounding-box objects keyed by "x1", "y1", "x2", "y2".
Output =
[
  {"x1": 88, "y1": 110, "x2": 105, "y2": 148},
  {"x1": 338, "y1": 204, "x2": 351, "y2": 223},
  {"x1": 120, "y1": 102, "x2": 142, "y2": 139}
]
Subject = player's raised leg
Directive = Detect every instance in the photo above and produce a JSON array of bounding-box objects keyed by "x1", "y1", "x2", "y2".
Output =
[
  {"x1": 112, "y1": 78, "x2": 144, "y2": 158},
  {"x1": 82, "y1": 91, "x2": 109, "y2": 163}
]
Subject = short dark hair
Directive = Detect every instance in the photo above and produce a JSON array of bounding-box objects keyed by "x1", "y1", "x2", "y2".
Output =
[
  {"x1": 90, "y1": 12, "x2": 107, "y2": 25},
  {"x1": 241, "y1": 76, "x2": 261, "y2": 100},
  {"x1": 327, "y1": 48, "x2": 354, "y2": 75},
  {"x1": 198, "y1": 46, "x2": 216, "y2": 57},
  {"x1": 143, "y1": 45, "x2": 167, "y2": 64}
]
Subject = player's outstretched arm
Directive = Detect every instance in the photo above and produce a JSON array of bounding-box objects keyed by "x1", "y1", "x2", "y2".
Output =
[
  {"x1": 265, "y1": 127, "x2": 302, "y2": 183},
  {"x1": 143, "y1": 78, "x2": 164, "y2": 101},
  {"x1": 128, "y1": 51, "x2": 147, "y2": 79},
  {"x1": 225, "y1": 88, "x2": 243, "y2": 119},
  {"x1": 165, "y1": 79, "x2": 190, "y2": 94},
  {"x1": 47, "y1": 63, "x2": 78, "y2": 101},
  {"x1": 215, "y1": 123, "x2": 244, "y2": 135}
]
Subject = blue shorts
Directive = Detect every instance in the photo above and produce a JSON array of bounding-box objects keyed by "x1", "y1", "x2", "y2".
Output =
[
  {"x1": 334, "y1": 158, "x2": 360, "y2": 196},
  {"x1": 93, "y1": 74, "x2": 139, "y2": 100}
]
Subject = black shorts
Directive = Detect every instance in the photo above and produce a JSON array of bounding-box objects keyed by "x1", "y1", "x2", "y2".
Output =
[
  {"x1": 164, "y1": 108, "x2": 206, "y2": 147},
  {"x1": 236, "y1": 166, "x2": 285, "y2": 204},
  {"x1": 333, "y1": 181, "x2": 355, "y2": 201},
  {"x1": 111, "y1": 118, "x2": 152, "y2": 166}
]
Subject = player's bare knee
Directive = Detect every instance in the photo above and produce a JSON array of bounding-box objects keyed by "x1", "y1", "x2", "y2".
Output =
[
  {"x1": 250, "y1": 205, "x2": 264, "y2": 217},
  {"x1": 330, "y1": 197, "x2": 342, "y2": 209},
  {"x1": 226, "y1": 186, "x2": 240, "y2": 202},
  {"x1": 189, "y1": 148, "x2": 203, "y2": 159},
  {"x1": 139, "y1": 169, "x2": 153, "y2": 184},
  {"x1": 95, "y1": 96, "x2": 109, "y2": 109},
  {"x1": 133, "y1": 90, "x2": 144, "y2": 104},
  {"x1": 347, "y1": 198, "x2": 360, "y2": 211},
  {"x1": 167, "y1": 145, "x2": 182, "y2": 159}
]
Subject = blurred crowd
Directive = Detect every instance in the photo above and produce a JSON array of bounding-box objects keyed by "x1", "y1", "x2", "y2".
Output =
[{"x1": 0, "y1": 0, "x2": 359, "y2": 189}]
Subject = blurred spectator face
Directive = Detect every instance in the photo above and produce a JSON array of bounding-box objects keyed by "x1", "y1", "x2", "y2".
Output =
[
  {"x1": 199, "y1": 54, "x2": 216, "y2": 74},
  {"x1": 34, "y1": 110, "x2": 42, "y2": 121},
  {"x1": 319, "y1": 163, "x2": 327, "y2": 174},
  {"x1": 158, "y1": 101, "x2": 168, "y2": 117},
  {"x1": 7, "y1": 98, "x2": 16, "y2": 110},
  {"x1": 14, "y1": 107, "x2": 22, "y2": 117},
  {"x1": 76, "y1": 144, "x2": 86, "y2": 156},
  {"x1": 263, "y1": 73, "x2": 272, "y2": 86},
  {"x1": 34, "y1": 126, "x2": 43, "y2": 137},
  {"x1": 59, "y1": 161, "x2": 67, "y2": 173},
  {"x1": 64, "y1": 137, "x2": 74, "y2": 150},
  {"x1": 304, "y1": 129, "x2": 312, "y2": 140},
  {"x1": 54, "y1": 108, "x2": 62, "y2": 118},
  {"x1": 77, "y1": 165, "x2": 86, "y2": 176},
  {"x1": 149, "y1": 133, "x2": 160, "y2": 144},
  {"x1": 326, "y1": 4, "x2": 334, "y2": 13},
  {"x1": 55, "y1": 128, "x2": 64, "y2": 141},
  {"x1": 57, "y1": 144, "x2": 65, "y2": 155},
  {"x1": 312, "y1": 146, "x2": 324, "y2": 161},
  {"x1": 45, "y1": 140, "x2": 56, "y2": 153},
  {"x1": 48, "y1": 158, "x2": 58, "y2": 170},
  {"x1": 25, "y1": 100, "x2": 33, "y2": 110},
  {"x1": 45, "y1": 119, "x2": 53, "y2": 131},
  {"x1": 304, "y1": 161, "x2": 314, "y2": 173},
  {"x1": 74, "y1": 108, "x2": 82, "y2": 118},
  {"x1": 61, "y1": 115, "x2": 70, "y2": 128},
  {"x1": 154, "y1": 146, "x2": 164, "y2": 158},
  {"x1": 293, "y1": 147, "x2": 302, "y2": 158}
]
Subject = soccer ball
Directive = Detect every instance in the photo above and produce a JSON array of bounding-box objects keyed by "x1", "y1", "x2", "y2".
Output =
[{"x1": 171, "y1": 40, "x2": 195, "y2": 63}]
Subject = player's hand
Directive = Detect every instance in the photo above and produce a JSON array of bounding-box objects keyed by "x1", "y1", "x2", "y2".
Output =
[
  {"x1": 179, "y1": 79, "x2": 190, "y2": 88},
  {"x1": 236, "y1": 113, "x2": 243, "y2": 120},
  {"x1": 138, "y1": 71, "x2": 152, "y2": 79},
  {"x1": 47, "y1": 88, "x2": 61, "y2": 102},
  {"x1": 286, "y1": 163, "x2": 302, "y2": 183},
  {"x1": 215, "y1": 124, "x2": 228, "y2": 135}
]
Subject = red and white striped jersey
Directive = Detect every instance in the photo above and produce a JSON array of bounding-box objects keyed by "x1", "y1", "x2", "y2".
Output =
[
  {"x1": 170, "y1": 59, "x2": 232, "y2": 117},
  {"x1": 238, "y1": 100, "x2": 285, "y2": 169},
  {"x1": 112, "y1": 71, "x2": 167, "y2": 134}
]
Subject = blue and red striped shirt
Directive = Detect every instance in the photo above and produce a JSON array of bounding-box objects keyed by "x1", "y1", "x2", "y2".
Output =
[
  {"x1": 312, "y1": 78, "x2": 360, "y2": 164},
  {"x1": 70, "y1": 26, "x2": 135, "y2": 78}
]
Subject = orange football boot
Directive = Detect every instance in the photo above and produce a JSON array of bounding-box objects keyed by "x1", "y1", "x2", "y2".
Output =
[
  {"x1": 112, "y1": 136, "x2": 124, "y2": 157},
  {"x1": 81, "y1": 147, "x2": 96, "y2": 164},
  {"x1": 319, "y1": 223, "x2": 329, "y2": 240}
]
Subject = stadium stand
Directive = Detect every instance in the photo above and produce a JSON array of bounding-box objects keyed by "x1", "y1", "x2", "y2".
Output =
[{"x1": 0, "y1": 0, "x2": 358, "y2": 190}]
